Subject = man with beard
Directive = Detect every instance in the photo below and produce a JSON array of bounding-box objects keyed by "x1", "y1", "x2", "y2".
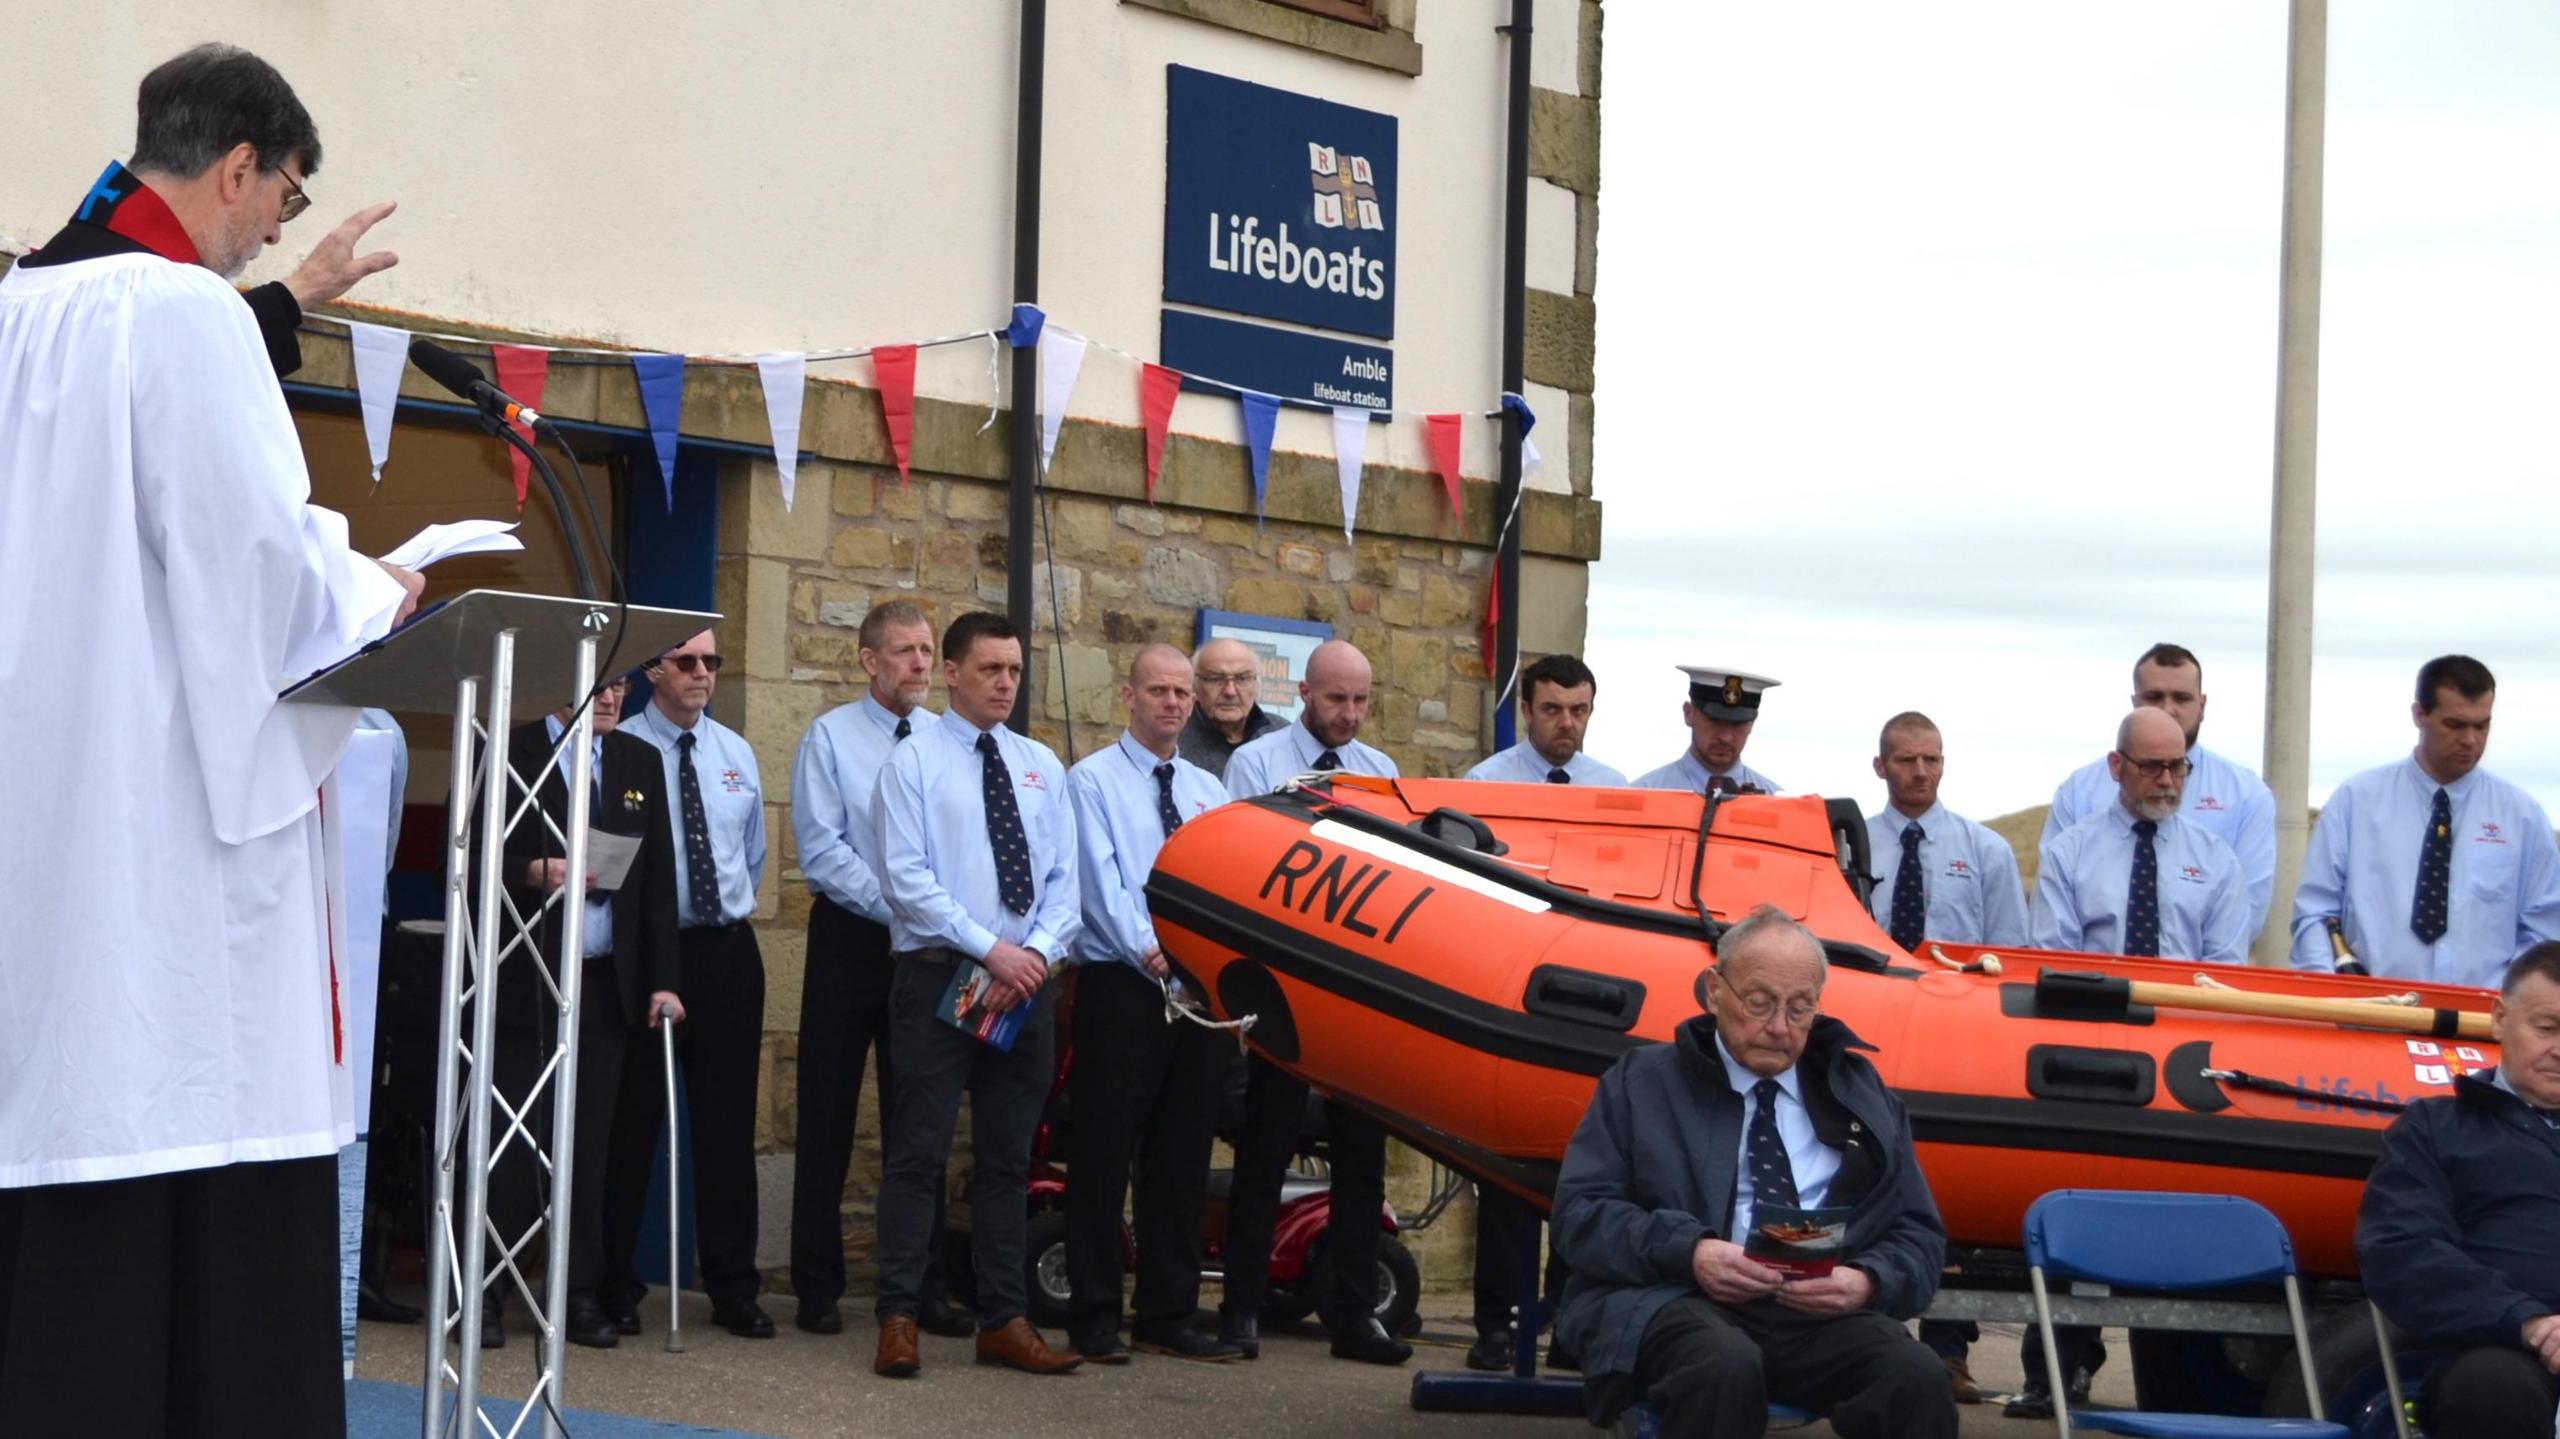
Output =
[
  {"x1": 2291, "y1": 655, "x2": 2560, "y2": 988},
  {"x1": 787, "y1": 600, "x2": 969, "y2": 1338},
  {"x1": 2040, "y1": 644, "x2": 2275, "y2": 938},
  {"x1": 2018, "y1": 706, "x2": 2246, "y2": 1415},
  {"x1": 1220, "y1": 640, "x2": 1413, "y2": 1365},
  {"x1": 1635, "y1": 666, "x2": 1781, "y2": 796},
  {"x1": 1178, "y1": 636, "x2": 1282, "y2": 778}
]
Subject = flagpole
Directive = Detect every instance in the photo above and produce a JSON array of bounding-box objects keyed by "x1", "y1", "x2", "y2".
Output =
[
  {"x1": 2257, "y1": 0, "x2": 2326, "y2": 966},
  {"x1": 1491, "y1": 0, "x2": 1533, "y2": 752},
  {"x1": 1006, "y1": 0, "x2": 1048, "y2": 731}
]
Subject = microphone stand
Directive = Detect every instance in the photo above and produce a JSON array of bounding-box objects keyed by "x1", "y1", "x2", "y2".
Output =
[{"x1": 473, "y1": 414, "x2": 599, "y2": 602}]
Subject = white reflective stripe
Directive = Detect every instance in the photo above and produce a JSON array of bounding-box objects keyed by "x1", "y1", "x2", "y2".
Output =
[{"x1": 1306, "y1": 819, "x2": 1552, "y2": 914}]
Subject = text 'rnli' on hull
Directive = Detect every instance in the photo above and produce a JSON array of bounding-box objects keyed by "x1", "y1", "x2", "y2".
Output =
[{"x1": 1144, "y1": 775, "x2": 2501, "y2": 1279}]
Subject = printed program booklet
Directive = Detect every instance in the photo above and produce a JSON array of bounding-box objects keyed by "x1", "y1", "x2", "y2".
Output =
[
  {"x1": 1744, "y1": 1203, "x2": 1853, "y2": 1280},
  {"x1": 937, "y1": 959, "x2": 1027, "y2": 1052}
]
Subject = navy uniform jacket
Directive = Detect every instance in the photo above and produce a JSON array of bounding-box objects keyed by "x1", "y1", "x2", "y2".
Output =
[
  {"x1": 1550, "y1": 1014, "x2": 1946, "y2": 1393},
  {"x1": 2356, "y1": 1072, "x2": 2560, "y2": 1349}
]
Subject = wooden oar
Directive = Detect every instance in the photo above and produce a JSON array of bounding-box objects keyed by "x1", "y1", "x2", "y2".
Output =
[{"x1": 2123, "y1": 976, "x2": 2492, "y2": 1041}]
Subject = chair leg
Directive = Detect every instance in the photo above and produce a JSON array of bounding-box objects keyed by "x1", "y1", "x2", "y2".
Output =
[
  {"x1": 2030, "y1": 1267, "x2": 2072, "y2": 1439},
  {"x1": 2368, "y1": 1300, "x2": 2411, "y2": 1439}
]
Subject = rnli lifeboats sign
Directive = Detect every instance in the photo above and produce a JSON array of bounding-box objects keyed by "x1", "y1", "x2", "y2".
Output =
[{"x1": 1162, "y1": 65, "x2": 1397, "y2": 407}]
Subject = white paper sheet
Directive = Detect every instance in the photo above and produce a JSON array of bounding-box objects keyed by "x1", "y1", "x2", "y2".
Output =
[
  {"x1": 379, "y1": 518, "x2": 524, "y2": 571},
  {"x1": 583, "y1": 827, "x2": 642, "y2": 893}
]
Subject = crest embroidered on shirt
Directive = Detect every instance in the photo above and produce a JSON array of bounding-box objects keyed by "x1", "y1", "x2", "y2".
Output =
[
  {"x1": 2195, "y1": 794, "x2": 2225, "y2": 811},
  {"x1": 1944, "y1": 858, "x2": 1971, "y2": 878},
  {"x1": 1021, "y1": 769, "x2": 1047, "y2": 792},
  {"x1": 2179, "y1": 864, "x2": 2206, "y2": 883},
  {"x1": 2477, "y1": 822, "x2": 2505, "y2": 844},
  {"x1": 721, "y1": 768, "x2": 746, "y2": 793}
]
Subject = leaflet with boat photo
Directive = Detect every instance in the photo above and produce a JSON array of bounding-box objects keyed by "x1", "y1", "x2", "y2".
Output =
[
  {"x1": 1744, "y1": 1203, "x2": 1853, "y2": 1280},
  {"x1": 936, "y1": 959, "x2": 1028, "y2": 1052}
]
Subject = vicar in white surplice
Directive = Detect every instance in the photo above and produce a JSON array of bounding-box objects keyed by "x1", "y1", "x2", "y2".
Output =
[{"x1": 0, "y1": 45, "x2": 421, "y2": 1435}]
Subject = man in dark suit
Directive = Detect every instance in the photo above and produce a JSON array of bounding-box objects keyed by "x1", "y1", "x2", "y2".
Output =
[
  {"x1": 1553, "y1": 904, "x2": 1953, "y2": 1439},
  {"x1": 482, "y1": 674, "x2": 684, "y2": 1349}
]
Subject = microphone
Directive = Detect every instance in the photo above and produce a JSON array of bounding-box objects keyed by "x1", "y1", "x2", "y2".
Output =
[{"x1": 408, "y1": 338, "x2": 543, "y2": 427}]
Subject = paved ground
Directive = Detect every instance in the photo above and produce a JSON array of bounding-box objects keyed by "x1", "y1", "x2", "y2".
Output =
[{"x1": 357, "y1": 1293, "x2": 2138, "y2": 1438}]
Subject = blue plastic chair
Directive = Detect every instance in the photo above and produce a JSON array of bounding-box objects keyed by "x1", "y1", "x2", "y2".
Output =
[
  {"x1": 2024, "y1": 1190, "x2": 2348, "y2": 1438},
  {"x1": 1614, "y1": 1400, "x2": 1813, "y2": 1435}
]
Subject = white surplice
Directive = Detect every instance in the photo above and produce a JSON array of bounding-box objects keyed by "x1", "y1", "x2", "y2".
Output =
[{"x1": 0, "y1": 251, "x2": 404, "y2": 1188}]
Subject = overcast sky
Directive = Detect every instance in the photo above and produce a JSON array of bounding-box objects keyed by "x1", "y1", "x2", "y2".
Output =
[{"x1": 1581, "y1": 2, "x2": 2560, "y2": 823}]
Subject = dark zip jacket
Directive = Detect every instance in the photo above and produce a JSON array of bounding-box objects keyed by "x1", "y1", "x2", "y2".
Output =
[{"x1": 2357, "y1": 1070, "x2": 2560, "y2": 1349}]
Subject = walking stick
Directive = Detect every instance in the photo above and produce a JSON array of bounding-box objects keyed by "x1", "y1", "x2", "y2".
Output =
[{"x1": 661, "y1": 1002, "x2": 685, "y2": 1353}]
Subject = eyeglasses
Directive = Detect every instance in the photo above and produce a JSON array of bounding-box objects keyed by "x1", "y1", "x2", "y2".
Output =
[
  {"x1": 278, "y1": 169, "x2": 310, "y2": 224},
  {"x1": 1197, "y1": 671, "x2": 1258, "y2": 691},
  {"x1": 1722, "y1": 981, "x2": 1820, "y2": 1028},
  {"x1": 657, "y1": 653, "x2": 724, "y2": 675},
  {"x1": 2116, "y1": 752, "x2": 2192, "y2": 780}
]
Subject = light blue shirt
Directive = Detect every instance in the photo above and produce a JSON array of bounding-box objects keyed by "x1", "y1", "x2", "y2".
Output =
[
  {"x1": 543, "y1": 714, "x2": 613, "y2": 958},
  {"x1": 1633, "y1": 751, "x2": 1780, "y2": 797},
  {"x1": 1225, "y1": 718, "x2": 1400, "y2": 798},
  {"x1": 875, "y1": 713, "x2": 1080, "y2": 966},
  {"x1": 621, "y1": 702, "x2": 766, "y2": 928},
  {"x1": 792, "y1": 695, "x2": 937, "y2": 925},
  {"x1": 2491, "y1": 1066, "x2": 2560, "y2": 1129},
  {"x1": 1068, "y1": 732, "x2": 1225, "y2": 974},
  {"x1": 1714, "y1": 1031, "x2": 1839, "y2": 1244},
  {"x1": 1865, "y1": 802, "x2": 2029, "y2": 948},
  {"x1": 1465, "y1": 742, "x2": 1627, "y2": 786},
  {"x1": 2033, "y1": 804, "x2": 2249, "y2": 964},
  {"x1": 2290, "y1": 755, "x2": 2560, "y2": 989},
  {"x1": 2043, "y1": 743, "x2": 2275, "y2": 938}
]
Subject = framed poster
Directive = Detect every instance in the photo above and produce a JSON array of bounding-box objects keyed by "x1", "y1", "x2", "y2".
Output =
[{"x1": 1194, "y1": 608, "x2": 1332, "y2": 723}]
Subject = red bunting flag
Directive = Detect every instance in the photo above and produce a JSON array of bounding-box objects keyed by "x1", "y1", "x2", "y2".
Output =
[
  {"x1": 872, "y1": 344, "x2": 918, "y2": 489},
  {"x1": 1140, "y1": 363, "x2": 1182, "y2": 502},
  {"x1": 1481, "y1": 567, "x2": 1502, "y2": 681},
  {"x1": 490, "y1": 344, "x2": 551, "y2": 509},
  {"x1": 1425, "y1": 412, "x2": 1464, "y2": 525}
]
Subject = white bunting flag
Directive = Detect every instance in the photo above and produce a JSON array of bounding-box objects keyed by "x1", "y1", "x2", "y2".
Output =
[
  {"x1": 1330, "y1": 406, "x2": 1370, "y2": 542},
  {"x1": 1038, "y1": 327, "x2": 1089, "y2": 474},
  {"x1": 755, "y1": 352, "x2": 806, "y2": 510},
  {"x1": 1522, "y1": 433, "x2": 1543, "y2": 481},
  {"x1": 347, "y1": 321, "x2": 408, "y2": 484}
]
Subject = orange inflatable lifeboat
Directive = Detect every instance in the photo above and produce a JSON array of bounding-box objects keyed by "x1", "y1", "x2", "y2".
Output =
[{"x1": 1145, "y1": 776, "x2": 2501, "y2": 1279}]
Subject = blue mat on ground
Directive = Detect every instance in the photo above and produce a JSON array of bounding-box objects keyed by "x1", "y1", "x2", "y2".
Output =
[{"x1": 348, "y1": 1379, "x2": 780, "y2": 1438}]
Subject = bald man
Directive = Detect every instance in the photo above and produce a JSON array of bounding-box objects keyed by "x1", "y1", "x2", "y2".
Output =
[
  {"x1": 2032, "y1": 708, "x2": 2249, "y2": 966},
  {"x1": 1220, "y1": 640, "x2": 1411, "y2": 1366},
  {"x1": 1178, "y1": 636, "x2": 1281, "y2": 779},
  {"x1": 1061, "y1": 646, "x2": 1240, "y2": 1363}
]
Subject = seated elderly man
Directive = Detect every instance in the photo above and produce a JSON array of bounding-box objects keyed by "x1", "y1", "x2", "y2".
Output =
[
  {"x1": 1552, "y1": 905, "x2": 1954, "y2": 1439},
  {"x1": 2356, "y1": 940, "x2": 2560, "y2": 1439}
]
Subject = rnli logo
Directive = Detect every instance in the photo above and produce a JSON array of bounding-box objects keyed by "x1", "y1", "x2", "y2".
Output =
[
  {"x1": 1262, "y1": 840, "x2": 1437, "y2": 945},
  {"x1": 720, "y1": 767, "x2": 747, "y2": 794},
  {"x1": 1944, "y1": 859, "x2": 1971, "y2": 879},
  {"x1": 2195, "y1": 794, "x2": 2225, "y2": 812},
  {"x1": 1022, "y1": 769, "x2": 1048, "y2": 793},
  {"x1": 2478, "y1": 821, "x2": 2507, "y2": 845},
  {"x1": 1309, "y1": 145, "x2": 1383, "y2": 231},
  {"x1": 2179, "y1": 864, "x2": 2206, "y2": 883}
]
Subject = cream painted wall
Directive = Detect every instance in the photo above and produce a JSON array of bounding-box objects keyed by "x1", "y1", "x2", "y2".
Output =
[{"x1": 1, "y1": 3, "x2": 1577, "y2": 486}]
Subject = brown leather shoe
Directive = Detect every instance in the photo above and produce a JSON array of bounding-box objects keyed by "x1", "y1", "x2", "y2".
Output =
[
  {"x1": 873, "y1": 1314, "x2": 920, "y2": 1378},
  {"x1": 973, "y1": 1316, "x2": 1084, "y2": 1375},
  {"x1": 1943, "y1": 1354, "x2": 1984, "y2": 1405}
]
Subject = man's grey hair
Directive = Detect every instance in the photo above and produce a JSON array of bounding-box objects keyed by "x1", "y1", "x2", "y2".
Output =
[
  {"x1": 1715, "y1": 903, "x2": 1829, "y2": 983},
  {"x1": 132, "y1": 44, "x2": 321, "y2": 180}
]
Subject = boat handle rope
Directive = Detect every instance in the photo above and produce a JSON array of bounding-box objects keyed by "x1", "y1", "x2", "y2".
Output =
[
  {"x1": 1160, "y1": 976, "x2": 1257, "y2": 1054},
  {"x1": 2201, "y1": 1066, "x2": 2410, "y2": 1115}
]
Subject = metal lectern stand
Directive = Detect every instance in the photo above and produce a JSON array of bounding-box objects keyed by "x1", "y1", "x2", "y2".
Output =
[{"x1": 288, "y1": 591, "x2": 718, "y2": 1438}]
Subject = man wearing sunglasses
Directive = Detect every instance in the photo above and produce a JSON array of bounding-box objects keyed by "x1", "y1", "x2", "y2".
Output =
[
  {"x1": 0, "y1": 44, "x2": 424, "y2": 1435},
  {"x1": 2018, "y1": 705, "x2": 2246, "y2": 1416},
  {"x1": 621, "y1": 629, "x2": 775, "y2": 1338}
]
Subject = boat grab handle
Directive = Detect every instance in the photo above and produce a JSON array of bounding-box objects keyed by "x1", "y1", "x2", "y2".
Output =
[{"x1": 1524, "y1": 964, "x2": 1646, "y2": 1033}]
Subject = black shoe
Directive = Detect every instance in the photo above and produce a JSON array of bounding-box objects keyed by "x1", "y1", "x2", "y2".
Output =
[
  {"x1": 358, "y1": 1279, "x2": 422, "y2": 1325},
  {"x1": 1217, "y1": 1311, "x2": 1260, "y2": 1361},
  {"x1": 565, "y1": 1299, "x2": 621, "y2": 1350},
  {"x1": 605, "y1": 1298, "x2": 642, "y2": 1336},
  {"x1": 479, "y1": 1305, "x2": 506, "y2": 1351},
  {"x1": 2002, "y1": 1366, "x2": 2092, "y2": 1420},
  {"x1": 1329, "y1": 1316, "x2": 1412, "y2": 1366},
  {"x1": 1465, "y1": 1330, "x2": 1515, "y2": 1372},
  {"x1": 917, "y1": 1297, "x2": 977, "y2": 1339},
  {"x1": 1132, "y1": 1325, "x2": 1243, "y2": 1363},
  {"x1": 1546, "y1": 1338, "x2": 1582, "y2": 1372},
  {"x1": 712, "y1": 1299, "x2": 776, "y2": 1339},
  {"x1": 1075, "y1": 1331, "x2": 1133, "y2": 1365},
  {"x1": 796, "y1": 1298, "x2": 843, "y2": 1335}
]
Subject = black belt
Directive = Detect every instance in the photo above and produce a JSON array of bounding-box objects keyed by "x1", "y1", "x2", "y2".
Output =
[
  {"x1": 683, "y1": 920, "x2": 750, "y2": 936},
  {"x1": 894, "y1": 946, "x2": 962, "y2": 967}
]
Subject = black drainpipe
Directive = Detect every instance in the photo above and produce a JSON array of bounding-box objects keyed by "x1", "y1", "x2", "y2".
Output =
[
  {"x1": 1006, "y1": 0, "x2": 1048, "y2": 729},
  {"x1": 1492, "y1": 0, "x2": 1533, "y2": 750}
]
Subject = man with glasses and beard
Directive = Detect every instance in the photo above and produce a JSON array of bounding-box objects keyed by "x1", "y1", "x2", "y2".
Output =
[
  {"x1": 787, "y1": 601, "x2": 970, "y2": 1339},
  {"x1": 2040, "y1": 644, "x2": 2276, "y2": 939},
  {"x1": 2017, "y1": 706, "x2": 2247, "y2": 1416},
  {"x1": 1178, "y1": 636, "x2": 1281, "y2": 779},
  {"x1": 622, "y1": 629, "x2": 774, "y2": 1338}
]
